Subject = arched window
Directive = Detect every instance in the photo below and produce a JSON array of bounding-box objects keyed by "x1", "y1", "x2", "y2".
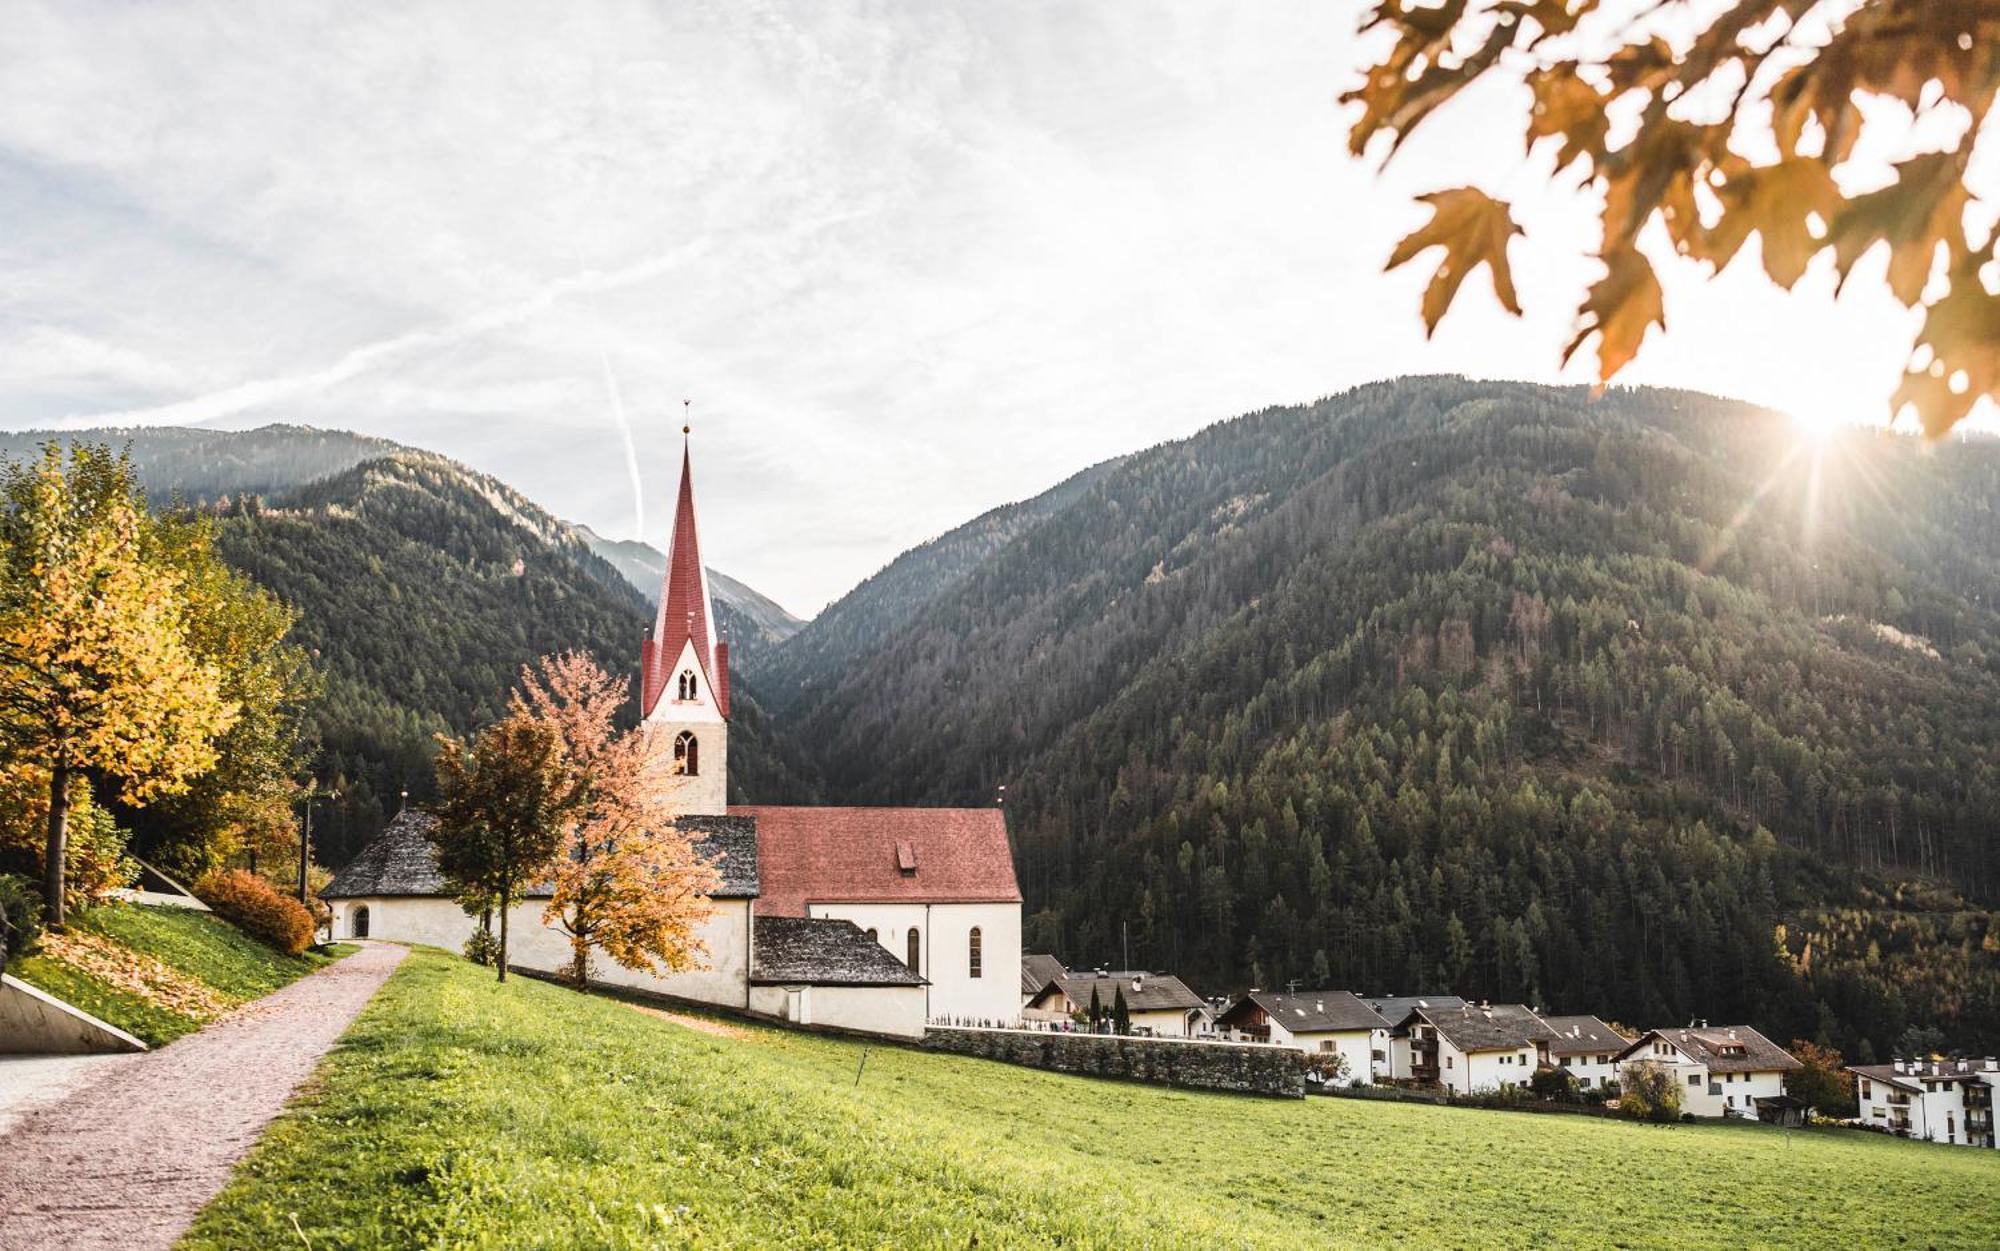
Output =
[
  {"x1": 352, "y1": 905, "x2": 370, "y2": 939},
  {"x1": 673, "y1": 730, "x2": 699, "y2": 776},
  {"x1": 678, "y1": 669, "x2": 697, "y2": 700},
  {"x1": 906, "y1": 927, "x2": 921, "y2": 972},
  {"x1": 865, "y1": 927, "x2": 878, "y2": 942},
  {"x1": 968, "y1": 926, "x2": 983, "y2": 978}
]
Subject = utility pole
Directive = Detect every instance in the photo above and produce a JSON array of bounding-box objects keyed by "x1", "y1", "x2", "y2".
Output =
[{"x1": 298, "y1": 780, "x2": 318, "y2": 905}]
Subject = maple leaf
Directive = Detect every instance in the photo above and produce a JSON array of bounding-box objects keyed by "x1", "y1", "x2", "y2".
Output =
[
  {"x1": 1386, "y1": 187, "x2": 1524, "y2": 335},
  {"x1": 1526, "y1": 64, "x2": 1608, "y2": 175},
  {"x1": 1698, "y1": 158, "x2": 1841, "y2": 288},
  {"x1": 1564, "y1": 247, "x2": 1664, "y2": 383},
  {"x1": 1828, "y1": 151, "x2": 1971, "y2": 306},
  {"x1": 1894, "y1": 250, "x2": 2000, "y2": 438}
]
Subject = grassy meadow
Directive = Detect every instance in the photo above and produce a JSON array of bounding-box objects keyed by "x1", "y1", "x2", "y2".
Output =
[
  {"x1": 185, "y1": 948, "x2": 2000, "y2": 1249},
  {"x1": 11, "y1": 902, "x2": 349, "y2": 1045}
]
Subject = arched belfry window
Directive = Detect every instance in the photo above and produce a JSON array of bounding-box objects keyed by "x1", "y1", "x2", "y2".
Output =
[
  {"x1": 906, "y1": 927, "x2": 921, "y2": 972},
  {"x1": 969, "y1": 926, "x2": 983, "y2": 978},
  {"x1": 678, "y1": 669, "x2": 697, "y2": 700},
  {"x1": 673, "y1": 730, "x2": 699, "y2": 776}
]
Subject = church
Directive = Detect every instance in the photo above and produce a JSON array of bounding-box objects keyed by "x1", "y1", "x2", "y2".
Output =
[{"x1": 324, "y1": 435, "x2": 1024, "y2": 1038}]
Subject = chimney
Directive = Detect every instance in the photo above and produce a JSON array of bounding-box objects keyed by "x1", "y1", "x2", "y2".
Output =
[
  {"x1": 1894, "y1": 1058, "x2": 1907, "y2": 1073},
  {"x1": 1316, "y1": 1000, "x2": 1325, "y2": 1013},
  {"x1": 1727, "y1": 1028, "x2": 1738, "y2": 1041},
  {"x1": 1985, "y1": 1057, "x2": 1998, "y2": 1072}
]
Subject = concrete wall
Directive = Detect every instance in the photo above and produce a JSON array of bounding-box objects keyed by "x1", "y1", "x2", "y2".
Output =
[
  {"x1": 0, "y1": 974, "x2": 146, "y2": 1054},
  {"x1": 922, "y1": 1025, "x2": 1304, "y2": 1098},
  {"x1": 808, "y1": 900, "x2": 1022, "y2": 1025},
  {"x1": 748, "y1": 983, "x2": 926, "y2": 1038}
]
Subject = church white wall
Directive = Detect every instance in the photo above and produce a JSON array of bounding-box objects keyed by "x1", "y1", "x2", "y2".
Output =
[
  {"x1": 328, "y1": 896, "x2": 751, "y2": 1010},
  {"x1": 642, "y1": 638, "x2": 727, "y2": 816},
  {"x1": 807, "y1": 901, "x2": 1022, "y2": 1026},
  {"x1": 749, "y1": 983, "x2": 926, "y2": 1039}
]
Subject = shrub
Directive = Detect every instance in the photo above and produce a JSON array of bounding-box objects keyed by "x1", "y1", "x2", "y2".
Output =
[
  {"x1": 1529, "y1": 1064, "x2": 1580, "y2": 1102},
  {"x1": 193, "y1": 869, "x2": 316, "y2": 955},
  {"x1": 464, "y1": 925, "x2": 502, "y2": 967},
  {"x1": 1618, "y1": 1060, "x2": 1683, "y2": 1123},
  {"x1": 0, "y1": 873, "x2": 43, "y2": 972}
]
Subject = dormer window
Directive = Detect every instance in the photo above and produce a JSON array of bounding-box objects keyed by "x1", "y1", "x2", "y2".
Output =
[
  {"x1": 672, "y1": 730, "x2": 699, "y2": 776},
  {"x1": 678, "y1": 670, "x2": 698, "y2": 701}
]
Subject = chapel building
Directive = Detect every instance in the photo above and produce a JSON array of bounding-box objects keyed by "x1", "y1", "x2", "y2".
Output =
[{"x1": 325, "y1": 432, "x2": 1024, "y2": 1037}]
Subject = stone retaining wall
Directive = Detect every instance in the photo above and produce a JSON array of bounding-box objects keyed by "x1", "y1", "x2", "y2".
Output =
[{"x1": 922, "y1": 1025, "x2": 1304, "y2": 1098}]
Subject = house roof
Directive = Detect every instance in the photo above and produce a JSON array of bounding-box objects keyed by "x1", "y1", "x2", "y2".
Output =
[
  {"x1": 321, "y1": 810, "x2": 760, "y2": 900},
  {"x1": 736, "y1": 805, "x2": 1021, "y2": 915},
  {"x1": 750, "y1": 916, "x2": 926, "y2": 987},
  {"x1": 1616, "y1": 1026, "x2": 1801, "y2": 1073},
  {"x1": 1021, "y1": 953, "x2": 1068, "y2": 997},
  {"x1": 1399, "y1": 1003, "x2": 1556, "y2": 1054},
  {"x1": 1541, "y1": 1015, "x2": 1635, "y2": 1055},
  {"x1": 1218, "y1": 990, "x2": 1390, "y2": 1034},
  {"x1": 1362, "y1": 994, "x2": 1467, "y2": 1024},
  {"x1": 1849, "y1": 1059, "x2": 1998, "y2": 1091},
  {"x1": 1034, "y1": 971, "x2": 1205, "y2": 1014}
]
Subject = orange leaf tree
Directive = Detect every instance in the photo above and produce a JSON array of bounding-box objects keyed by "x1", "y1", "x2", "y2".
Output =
[
  {"x1": 0, "y1": 445, "x2": 239, "y2": 926},
  {"x1": 514, "y1": 651, "x2": 721, "y2": 988},
  {"x1": 1347, "y1": 0, "x2": 1999, "y2": 435}
]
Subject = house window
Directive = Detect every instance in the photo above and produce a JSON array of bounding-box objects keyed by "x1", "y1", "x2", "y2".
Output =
[
  {"x1": 352, "y1": 905, "x2": 369, "y2": 939},
  {"x1": 1445, "y1": 1056, "x2": 1453, "y2": 1069},
  {"x1": 1861, "y1": 1080, "x2": 1872, "y2": 1098},
  {"x1": 678, "y1": 670, "x2": 697, "y2": 700},
  {"x1": 1320, "y1": 1041, "x2": 1335, "y2": 1052},
  {"x1": 1688, "y1": 1073, "x2": 1702, "y2": 1086},
  {"x1": 969, "y1": 927, "x2": 983, "y2": 978},
  {"x1": 673, "y1": 731, "x2": 699, "y2": 776},
  {"x1": 906, "y1": 927, "x2": 921, "y2": 971}
]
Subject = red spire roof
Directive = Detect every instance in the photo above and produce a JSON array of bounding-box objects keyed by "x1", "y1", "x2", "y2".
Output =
[{"x1": 640, "y1": 433, "x2": 726, "y2": 718}]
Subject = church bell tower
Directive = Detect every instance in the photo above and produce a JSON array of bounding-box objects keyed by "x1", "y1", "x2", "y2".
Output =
[{"x1": 639, "y1": 425, "x2": 729, "y2": 815}]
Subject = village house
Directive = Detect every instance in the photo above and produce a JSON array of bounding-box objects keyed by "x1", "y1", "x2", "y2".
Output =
[
  {"x1": 1848, "y1": 1057, "x2": 1999, "y2": 1147},
  {"x1": 1023, "y1": 970, "x2": 1207, "y2": 1037},
  {"x1": 1020, "y1": 953, "x2": 1068, "y2": 1008},
  {"x1": 1388, "y1": 1002, "x2": 1556, "y2": 1095},
  {"x1": 1361, "y1": 995, "x2": 1467, "y2": 1079},
  {"x1": 1541, "y1": 1015, "x2": 1634, "y2": 1091},
  {"x1": 1614, "y1": 1025, "x2": 1801, "y2": 1120},
  {"x1": 323, "y1": 434, "x2": 1024, "y2": 1037},
  {"x1": 1215, "y1": 990, "x2": 1390, "y2": 1085}
]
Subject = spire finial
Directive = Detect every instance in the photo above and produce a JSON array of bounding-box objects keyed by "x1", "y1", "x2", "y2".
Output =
[{"x1": 682, "y1": 398, "x2": 690, "y2": 438}]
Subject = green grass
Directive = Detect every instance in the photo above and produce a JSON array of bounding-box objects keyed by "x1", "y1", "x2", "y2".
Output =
[
  {"x1": 186, "y1": 950, "x2": 2000, "y2": 1250},
  {"x1": 10, "y1": 902, "x2": 347, "y2": 1045}
]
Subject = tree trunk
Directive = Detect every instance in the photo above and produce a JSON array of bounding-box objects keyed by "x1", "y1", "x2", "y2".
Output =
[
  {"x1": 570, "y1": 926, "x2": 589, "y2": 989},
  {"x1": 497, "y1": 873, "x2": 510, "y2": 983},
  {"x1": 43, "y1": 766, "x2": 70, "y2": 928}
]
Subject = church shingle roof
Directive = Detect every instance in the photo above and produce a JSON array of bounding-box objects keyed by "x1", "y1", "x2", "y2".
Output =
[
  {"x1": 735, "y1": 805, "x2": 1021, "y2": 916},
  {"x1": 322, "y1": 810, "x2": 759, "y2": 900},
  {"x1": 751, "y1": 916, "x2": 927, "y2": 987}
]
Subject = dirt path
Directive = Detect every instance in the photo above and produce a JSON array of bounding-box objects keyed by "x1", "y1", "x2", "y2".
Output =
[
  {"x1": 626, "y1": 1000, "x2": 753, "y2": 1040},
  {"x1": 0, "y1": 941, "x2": 406, "y2": 1251}
]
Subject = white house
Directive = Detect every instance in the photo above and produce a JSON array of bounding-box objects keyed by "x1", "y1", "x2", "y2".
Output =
[
  {"x1": 1541, "y1": 1015, "x2": 1634, "y2": 1091},
  {"x1": 1389, "y1": 1002, "x2": 1556, "y2": 1095},
  {"x1": 1215, "y1": 990, "x2": 1391, "y2": 1085},
  {"x1": 1614, "y1": 1025, "x2": 1801, "y2": 1119},
  {"x1": 323, "y1": 433, "x2": 1023, "y2": 1039},
  {"x1": 1025, "y1": 971, "x2": 1208, "y2": 1037},
  {"x1": 1363, "y1": 995, "x2": 1466, "y2": 1080},
  {"x1": 1849, "y1": 1057, "x2": 1999, "y2": 1147}
]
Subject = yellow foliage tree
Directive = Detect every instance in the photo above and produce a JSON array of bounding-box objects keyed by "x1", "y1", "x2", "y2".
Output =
[
  {"x1": 514, "y1": 651, "x2": 721, "y2": 988},
  {"x1": 1347, "y1": 0, "x2": 1998, "y2": 436},
  {"x1": 0, "y1": 446, "x2": 238, "y2": 925}
]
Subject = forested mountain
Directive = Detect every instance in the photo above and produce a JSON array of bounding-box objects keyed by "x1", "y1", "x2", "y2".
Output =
[
  {"x1": 0, "y1": 424, "x2": 398, "y2": 504},
  {"x1": 751, "y1": 456, "x2": 1125, "y2": 701},
  {"x1": 204, "y1": 451, "x2": 813, "y2": 865},
  {"x1": 772, "y1": 377, "x2": 2000, "y2": 1058},
  {"x1": 574, "y1": 523, "x2": 805, "y2": 670}
]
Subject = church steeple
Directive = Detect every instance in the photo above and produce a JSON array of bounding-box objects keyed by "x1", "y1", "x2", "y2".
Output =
[{"x1": 640, "y1": 419, "x2": 730, "y2": 815}]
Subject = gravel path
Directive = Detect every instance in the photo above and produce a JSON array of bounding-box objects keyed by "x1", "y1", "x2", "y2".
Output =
[{"x1": 0, "y1": 941, "x2": 407, "y2": 1251}]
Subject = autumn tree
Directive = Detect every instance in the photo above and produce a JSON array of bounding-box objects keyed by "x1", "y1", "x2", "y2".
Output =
[
  {"x1": 512, "y1": 651, "x2": 719, "y2": 988},
  {"x1": 1787, "y1": 1039, "x2": 1854, "y2": 1117},
  {"x1": 0, "y1": 446, "x2": 238, "y2": 925},
  {"x1": 1348, "y1": 1, "x2": 1998, "y2": 435},
  {"x1": 429, "y1": 711, "x2": 574, "y2": 982}
]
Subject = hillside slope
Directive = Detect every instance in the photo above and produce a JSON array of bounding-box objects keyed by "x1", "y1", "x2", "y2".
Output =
[
  {"x1": 776, "y1": 377, "x2": 2000, "y2": 1056},
  {"x1": 214, "y1": 452, "x2": 814, "y2": 863},
  {"x1": 751, "y1": 455, "x2": 1124, "y2": 700}
]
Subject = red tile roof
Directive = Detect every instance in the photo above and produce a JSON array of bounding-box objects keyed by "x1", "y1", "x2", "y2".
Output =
[{"x1": 734, "y1": 805, "x2": 1021, "y2": 915}]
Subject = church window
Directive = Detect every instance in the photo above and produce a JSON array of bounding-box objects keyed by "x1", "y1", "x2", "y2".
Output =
[
  {"x1": 673, "y1": 731, "x2": 699, "y2": 776},
  {"x1": 906, "y1": 927, "x2": 921, "y2": 972},
  {"x1": 352, "y1": 905, "x2": 370, "y2": 939},
  {"x1": 678, "y1": 670, "x2": 698, "y2": 700},
  {"x1": 865, "y1": 928, "x2": 878, "y2": 942},
  {"x1": 969, "y1": 927, "x2": 983, "y2": 978}
]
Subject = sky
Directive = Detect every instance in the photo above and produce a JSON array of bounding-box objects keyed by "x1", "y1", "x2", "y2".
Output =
[{"x1": 0, "y1": 1, "x2": 1987, "y2": 616}]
